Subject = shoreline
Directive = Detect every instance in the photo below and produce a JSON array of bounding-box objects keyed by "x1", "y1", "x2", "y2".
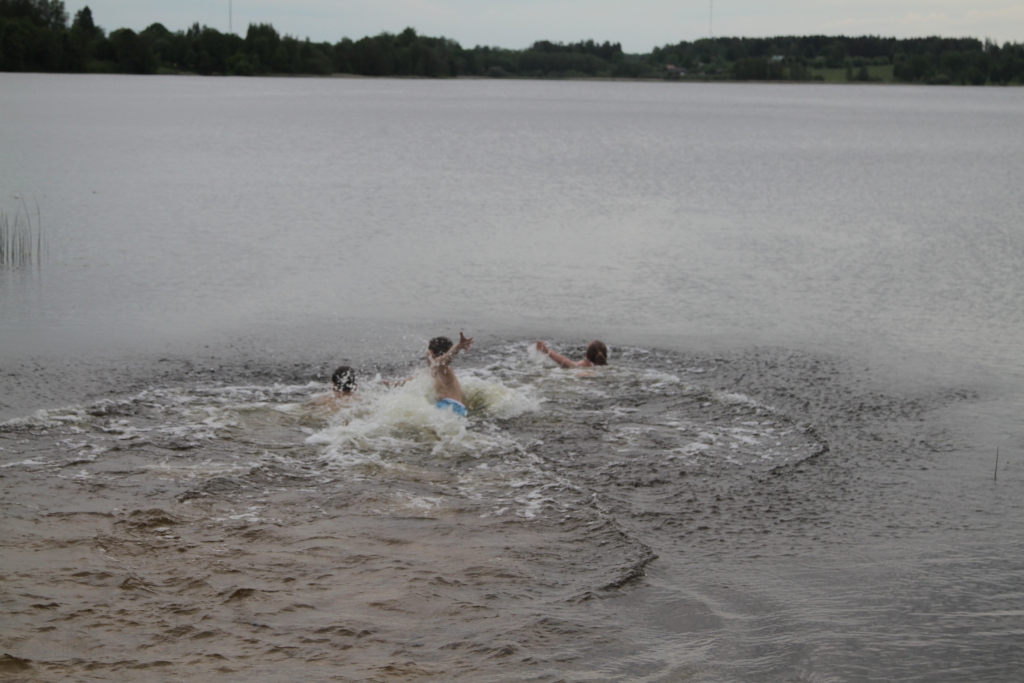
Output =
[{"x1": 6, "y1": 69, "x2": 1021, "y2": 86}]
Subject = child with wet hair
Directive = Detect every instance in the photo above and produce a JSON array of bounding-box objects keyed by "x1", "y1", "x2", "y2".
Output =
[
  {"x1": 535, "y1": 340, "x2": 608, "y2": 368},
  {"x1": 311, "y1": 365, "x2": 358, "y2": 410},
  {"x1": 331, "y1": 366, "x2": 357, "y2": 395},
  {"x1": 427, "y1": 331, "x2": 473, "y2": 416}
]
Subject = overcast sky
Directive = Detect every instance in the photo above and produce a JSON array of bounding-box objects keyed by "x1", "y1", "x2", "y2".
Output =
[{"x1": 74, "y1": 1, "x2": 1024, "y2": 52}]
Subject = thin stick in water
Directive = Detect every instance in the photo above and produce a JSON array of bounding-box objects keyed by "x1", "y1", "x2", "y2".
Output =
[
  {"x1": 20, "y1": 196, "x2": 31, "y2": 268},
  {"x1": 35, "y1": 198, "x2": 42, "y2": 269},
  {"x1": 994, "y1": 446, "x2": 999, "y2": 481}
]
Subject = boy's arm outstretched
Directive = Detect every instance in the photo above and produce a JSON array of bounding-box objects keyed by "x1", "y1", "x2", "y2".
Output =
[{"x1": 431, "y1": 331, "x2": 474, "y2": 369}]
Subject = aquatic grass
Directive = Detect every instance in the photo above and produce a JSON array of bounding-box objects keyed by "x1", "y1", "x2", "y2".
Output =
[{"x1": 0, "y1": 201, "x2": 44, "y2": 270}]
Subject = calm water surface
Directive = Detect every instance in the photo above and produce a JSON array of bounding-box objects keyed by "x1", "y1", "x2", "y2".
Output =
[{"x1": 1, "y1": 74, "x2": 1022, "y2": 682}]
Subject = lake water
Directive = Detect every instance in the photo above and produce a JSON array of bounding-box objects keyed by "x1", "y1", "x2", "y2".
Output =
[{"x1": 1, "y1": 73, "x2": 1023, "y2": 682}]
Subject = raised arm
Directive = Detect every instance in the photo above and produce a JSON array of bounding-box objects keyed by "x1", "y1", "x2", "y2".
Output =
[
  {"x1": 433, "y1": 331, "x2": 474, "y2": 369},
  {"x1": 536, "y1": 340, "x2": 582, "y2": 368}
]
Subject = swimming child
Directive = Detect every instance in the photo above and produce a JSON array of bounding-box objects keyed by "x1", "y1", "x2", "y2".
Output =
[
  {"x1": 331, "y1": 365, "x2": 357, "y2": 394},
  {"x1": 427, "y1": 332, "x2": 473, "y2": 416},
  {"x1": 535, "y1": 340, "x2": 608, "y2": 368},
  {"x1": 310, "y1": 365, "x2": 358, "y2": 411}
]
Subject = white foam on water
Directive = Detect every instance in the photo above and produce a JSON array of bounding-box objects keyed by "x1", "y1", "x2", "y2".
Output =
[
  {"x1": 638, "y1": 368, "x2": 683, "y2": 390},
  {"x1": 397, "y1": 491, "x2": 444, "y2": 512},
  {"x1": 1, "y1": 384, "x2": 337, "y2": 480},
  {"x1": 155, "y1": 422, "x2": 221, "y2": 442},
  {"x1": 142, "y1": 460, "x2": 253, "y2": 478},
  {"x1": 0, "y1": 406, "x2": 90, "y2": 431},
  {"x1": 728, "y1": 430, "x2": 762, "y2": 446},
  {"x1": 515, "y1": 488, "x2": 559, "y2": 519},
  {"x1": 713, "y1": 390, "x2": 765, "y2": 408},
  {"x1": 212, "y1": 506, "x2": 268, "y2": 524},
  {"x1": 673, "y1": 442, "x2": 711, "y2": 456},
  {"x1": 0, "y1": 457, "x2": 48, "y2": 469},
  {"x1": 460, "y1": 374, "x2": 541, "y2": 418},
  {"x1": 308, "y1": 373, "x2": 540, "y2": 469}
]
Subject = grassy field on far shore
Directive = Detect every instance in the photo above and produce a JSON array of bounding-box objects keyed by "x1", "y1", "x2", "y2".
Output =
[{"x1": 812, "y1": 65, "x2": 895, "y2": 83}]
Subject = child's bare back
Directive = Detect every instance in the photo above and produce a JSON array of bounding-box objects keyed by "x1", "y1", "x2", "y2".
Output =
[{"x1": 427, "y1": 332, "x2": 473, "y2": 415}]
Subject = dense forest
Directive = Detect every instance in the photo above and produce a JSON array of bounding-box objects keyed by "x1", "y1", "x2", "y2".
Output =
[{"x1": 2, "y1": 0, "x2": 1023, "y2": 84}]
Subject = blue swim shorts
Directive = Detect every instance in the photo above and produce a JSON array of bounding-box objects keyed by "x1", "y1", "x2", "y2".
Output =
[{"x1": 436, "y1": 398, "x2": 468, "y2": 417}]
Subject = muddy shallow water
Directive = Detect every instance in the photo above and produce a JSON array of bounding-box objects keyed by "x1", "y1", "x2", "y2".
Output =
[{"x1": 3, "y1": 342, "x2": 1020, "y2": 682}]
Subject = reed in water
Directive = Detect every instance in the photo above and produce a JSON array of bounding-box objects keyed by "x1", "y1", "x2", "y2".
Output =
[{"x1": 0, "y1": 202, "x2": 43, "y2": 269}]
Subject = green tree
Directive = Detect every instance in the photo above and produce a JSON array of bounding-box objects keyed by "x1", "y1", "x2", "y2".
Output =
[
  {"x1": 245, "y1": 23, "x2": 279, "y2": 72},
  {"x1": 71, "y1": 5, "x2": 94, "y2": 34},
  {"x1": 108, "y1": 28, "x2": 155, "y2": 73},
  {"x1": 733, "y1": 56, "x2": 766, "y2": 80},
  {"x1": 66, "y1": 6, "x2": 99, "y2": 69},
  {"x1": 0, "y1": 18, "x2": 32, "y2": 69},
  {"x1": 0, "y1": 0, "x2": 69, "y2": 70},
  {"x1": 351, "y1": 34, "x2": 395, "y2": 76},
  {"x1": 0, "y1": 0, "x2": 66, "y2": 29},
  {"x1": 825, "y1": 41, "x2": 847, "y2": 68}
]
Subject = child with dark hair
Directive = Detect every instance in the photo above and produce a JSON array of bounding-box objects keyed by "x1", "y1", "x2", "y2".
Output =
[
  {"x1": 427, "y1": 331, "x2": 473, "y2": 416},
  {"x1": 331, "y1": 365, "x2": 357, "y2": 394},
  {"x1": 535, "y1": 340, "x2": 608, "y2": 368},
  {"x1": 311, "y1": 365, "x2": 358, "y2": 411}
]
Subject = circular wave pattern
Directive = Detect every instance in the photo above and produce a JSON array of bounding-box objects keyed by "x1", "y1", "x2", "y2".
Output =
[{"x1": 0, "y1": 344, "x2": 862, "y2": 682}]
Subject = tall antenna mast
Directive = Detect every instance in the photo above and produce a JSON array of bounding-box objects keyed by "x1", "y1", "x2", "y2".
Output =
[
  {"x1": 229, "y1": 0, "x2": 233, "y2": 33},
  {"x1": 710, "y1": 0, "x2": 713, "y2": 39}
]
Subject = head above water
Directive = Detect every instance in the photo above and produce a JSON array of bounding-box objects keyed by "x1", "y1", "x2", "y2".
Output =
[
  {"x1": 586, "y1": 340, "x2": 609, "y2": 366},
  {"x1": 331, "y1": 366, "x2": 356, "y2": 394},
  {"x1": 428, "y1": 336, "x2": 453, "y2": 357}
]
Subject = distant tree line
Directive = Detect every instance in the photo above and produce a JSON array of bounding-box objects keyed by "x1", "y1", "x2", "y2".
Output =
[
  {"x1": 3, "y1": 1, "x2": 1023, "y2": 85},
  {"x1": 653, "y1": 35, "x2": 1024, "y2": 85}
]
